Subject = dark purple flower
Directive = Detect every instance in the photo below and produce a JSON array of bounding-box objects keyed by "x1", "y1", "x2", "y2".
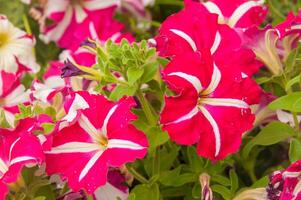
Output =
[{"x1": 61, "y1": 59, "x2": 86, "y2": 78}]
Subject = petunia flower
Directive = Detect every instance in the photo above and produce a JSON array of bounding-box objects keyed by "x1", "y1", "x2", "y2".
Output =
[
  {"x1": 41, "y1": 0, "x2": 124, "y2": 49},
  {"x1": 240, "y1": 11, "x2": 301, "y2": 75},
  {"x1": 155, "y1": 1, "x2": 262, "y2": 76},
  {"x1": 0, "y1": 117, "x2": 45, "y2": 184},
  {"x1": 267, "y1": 160, "x2": 301, "y2": 200},
  {"x1": 45, "y1": 92, "x2": 148, "y2": 193},
  {"x1": 0, "y1": 71, "x2": 30, "y2": 127},
  {"x1": 0, "y1": 15, "x2": 39, "y2": 74},
  {"x1": 160, "y1": 52, "x2": 257, "y2": 160},
  {"x1": 185, "y1": 0, "x2": 267, "y2": 28}
]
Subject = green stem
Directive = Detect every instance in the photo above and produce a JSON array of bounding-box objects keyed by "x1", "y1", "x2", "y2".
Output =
[
  {"x1": 156, "y1": 0, "x2": 183, "y2": 6},
  {"x1": 22, "y1": 15, "x2": 32, "y2": 35},
  {"x1": 127, "y1": 165, "x2": 148, "y2": 184},
  {"x1": 136, "y1": 90, "x2": 157, "y2": 126}
]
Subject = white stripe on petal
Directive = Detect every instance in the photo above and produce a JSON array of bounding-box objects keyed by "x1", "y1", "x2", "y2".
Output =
[
  {"x1": 89, "y1": 22, "x2": 99, "y2": 40},
  {"x1": 167, "y1": 106, "x2": 199, "y2": 125},
  {"x1": 62, "y1": 93, "x2": 89, "y2": 122},
  {"x1": 46, "y1": 142, "x2": 100, "y2": 154},
  {"x1": 101, "y1": 105, "x2": 118, "y2": 137},
  {"x1": 0, "y1": 159, "x2": 8, "y2": 175},
  {"x1": 168, "y1": 72, "x2": 202, "y2": 92},
  {"x1": 79, "y1": 150, "x2": 104, "y2": 182},
  {"x1": 74, "y1": 4, "x2": 87, "y2": 23},
  {"x1": 169, "y1": 29, "x2": 197, "y2": 52},
  {"x1": 201, "y1": 98, "x2": 249, "y2": 108},
  {"x1": 9, "y1": 137, "x2": 21, "y2": 162},
  {"x1": 203, "y1": 1, "x2": 224, "y2": 23},
  {"x1": 10, "y1": 156, "x2": 36, "y2": 166},
  {"x1": 228, "y1": 0, "x2": 265, "y2": 28},
  {"x1": 3, "y1": 85, "x2": 29, "y2": 107},
  {"x1": 45, "y1": 0, "x2": 69, "y2": 16},
  {"x1": 282, "y1": 171, "x2": 301, "y2": 178},
  {"x1": 293, "y1": 180, "x2": 301, "y2": 200},
  {"x1": 78, "y1": 114, "x2": 100, "y2": 142},
  {"x1": 199, "y1": 106, "x2": 221, "y2": 157},
  {"x1": 210, "y1": 32, "x2": 221, "y2": 54},
  {"x1": 202, "y1": 64, "x2": 221, "y2": 95},
  {"x1": 42, "y1": 6, "x2": 73, "y2": 43},
  {"x1": 108, "y1": 139, "x2": 145, "y2": 150},
  {"x1": 84, "y1": 0, "x2": 119, "y2": 10}
]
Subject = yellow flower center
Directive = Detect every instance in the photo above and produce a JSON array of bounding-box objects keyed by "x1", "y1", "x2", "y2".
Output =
[
  {"x1": 0, "y1": 32, "x2": 9, "y2": 48},
  {"x1": 97, "y1": 134, "x2": 108, "y2": 148}
]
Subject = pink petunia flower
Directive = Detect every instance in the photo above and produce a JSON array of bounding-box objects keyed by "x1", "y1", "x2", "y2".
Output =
[
  {"x1": 0, "y1": 16, "x2": 39, "y2": 74},
  {"x1": 45, "y1": 92, "x2": 148, "y2": 193},
  {"x1": 185, "y1": 0, "x2": 267, "y2": 28},
  {"x1": 41, "y1": 0, "x2": 127, "y2": 49},
  {"x1": 267, "y1": 160, "x2": 301, "y2": 200},
  {"x1": 155, "y1": 2, "x2": 262, "y2": 76},
  {"x1": 240, "y1": 11, "x2": 301, "y2": 75},
  {"x1": 0, "y1": 71, "x2": 30, "y2": 127},
  {"x1": 0, "y1": 118, "x2": 45, "y2": 184},
  {"x1": 160, "y1": 52, "x2": 257, "y2": 160}
]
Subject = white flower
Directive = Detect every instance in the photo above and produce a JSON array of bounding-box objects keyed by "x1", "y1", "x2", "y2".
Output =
[{"x1": 0, "y1": 16, "x2": 39, "y2": 74}]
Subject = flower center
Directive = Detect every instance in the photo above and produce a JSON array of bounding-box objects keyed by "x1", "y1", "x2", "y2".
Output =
[
  {"x1": 0, "y1": 33, "x2": 9, "y2": 48},
  {"x1": 96, "y1": 134, "x2": 108, "y2": 148}
]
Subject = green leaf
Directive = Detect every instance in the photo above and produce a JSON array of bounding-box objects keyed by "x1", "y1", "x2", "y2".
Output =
[
  {"x1": 251, "y1": 176, "x2": 269, "y2": 188},
  {"x1": 289, "y1": 138, "x2": 301, "y2": 163},
  {"x1": 127, "y1": 67, "x2": 144, "y2": 85},
  {"x1": 230, "y1": 169, "x2": 239, "y2": 193},
  {"x1": 34, "y1": 197, "x2": 46, "y2": 200},
  {"x1": 145, "y1": 127, "x2": 169, "y2": 154},
  {"x1": 41, "y1": 123, "x2": 55, "y2": 134},
  {"x1": 159, "y1": 166, "x2": 182, "y2": 186},
  {"x1": 109, "y1": 85, "x2": 136, "y2": 101},
  {"x1": 191, "y1": 182, "x2": 201, "y2": 199},
  {"x1": 269, "y1": 92, "x2": 301, "y2": 112},
  {"x1": 211, "y1": 185, "x2": 232, "y2": 200},
  {"x1": 243, "y1": 121, "x2": 296, "y2": 158},
  {"x1": 211, "y1": 175, "x2": 231, "y2": 186},
  {"x1": 187, "y1": 146, "x2": 204, "y2": 173},
  {"x1": 140, "y1": 62, "x2": 159, "y2": 83},
  {"x1": 130, "y1": 183, "x2": 160, "y2": 200}
]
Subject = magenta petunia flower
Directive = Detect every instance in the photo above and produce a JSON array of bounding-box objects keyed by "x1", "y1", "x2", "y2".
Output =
[
  {"x1": 241, "y1": 11, "x2": 301, "y2": 75},
  {"x1": 41, "y1": 0, "x2": 129, "y2": 49},
  {"x1": 267, "y1": 160, "x2": 301, "y2": 200},
  {"x1": 160, "y1": 52, "x2": 257, "y2": 160},
  {"x1": 45, "y1": 92, "x2": 148, "y2": 193},
  {"x1": 185, "y1": 0, "x2": 267, "y2": 28},
  {"x1": 0, "y1": 71, "x2": 30, "y2": 127},
  {"x1": 155, "y1": 2, "x2": 262, "y2": 76},
  {"x1": 0, "y1": 118, "x2": 45, "y2": 184}
]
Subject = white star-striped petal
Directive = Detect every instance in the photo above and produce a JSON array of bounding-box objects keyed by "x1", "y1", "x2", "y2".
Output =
[
  {"x1": 46, "y1": 142, "x2": 100, "y2": 154},
  {"x1": 79, "y1": 150, "x2": 104, "y2": 181},
  {"x1": 169, "y1": 29, "x2": 197, "y2": 52},
  {"x1": 202, "y1": 64, "x2": 221, "y2": 95},
  {"x1": 108, "y1": 139, "x2": 145, "y2": 150},
  {"x1": 199, "y1": 106, "x2": 221, "y2": 157},
  {"x1": 201, "y1": 98, "x2": 249, "y2": 108},
  {"x1": 168, "y1": 72, "x2": 202, "y2": 92},
  {"x1": 228, "y1": 0, "x2": 265, "y2": 27}
]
